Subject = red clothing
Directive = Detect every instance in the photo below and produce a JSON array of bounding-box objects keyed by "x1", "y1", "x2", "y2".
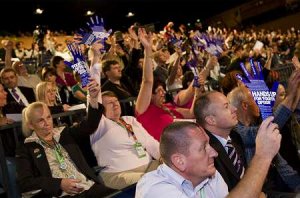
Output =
[
  {"x1": 136, "y1": 103, "x2": 183, "y2": 141},
  {"x1": 56, "y1": 72, "x2": 77, "y2": 87}
]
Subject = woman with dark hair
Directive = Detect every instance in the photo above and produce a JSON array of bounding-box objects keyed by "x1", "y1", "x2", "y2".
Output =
[
  {"x1": 50, "y1": 56, "x2": 77, "y2": 88},
  {"x1": 42, "y1": 67, "x2": 65, "y2": 104},
  {"x1": 50, "y1": 56, "x2": 79, "y2": 104},
  {"x1": 135, "y1": 28, "x2": 201, "y2": 141}
]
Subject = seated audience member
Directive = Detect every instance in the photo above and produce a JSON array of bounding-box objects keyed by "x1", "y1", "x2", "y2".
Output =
[
  {"x1": 14, "y1": 41, "x2": 28, "y2": 60},
  {"x1": 42, "y1": 66, "x2": 72, "y2": 105},
  {"x1": 86, "y1": 34, "x2": 160, "y2": 190},
  {"x1": 12, "y1": 61, "x2": 41, "y2": 91},
  {"x1": 135, "y1": 29, "x2": 202, "y2": 141},
  {"x1": 16, "y1": 79, "x2": 115, "y2": 198},
  {"x1": 227, "y1": 85, "x2": 300, "y2": 193},
  {"x1": 136, "y1": 119, "x2": 282, "y2": 198},
  {"x1": 101, "y1": 59, "x2": 137, "y2": 116},
  {"x1": 36, "y1": 81, "x2": 70, "y2": 114},
  {"x1": 195, "y1": 89, "x2": 300, "y2": 196},
  {"x1": 0, "y1": 68, "x2": 35, "y2": 114},
  {"x1": 91, "y1": 90, "x2": 160, "y2": 190},
  {"x1": 0, "y1": 82, "x2": 20, "y2": 198},
  {"x1": 194, "y1": 91, "x2": 246, "y2": 191},
  {"x1": 50, "y1": 56, "x2": 78, "y2": 104}
]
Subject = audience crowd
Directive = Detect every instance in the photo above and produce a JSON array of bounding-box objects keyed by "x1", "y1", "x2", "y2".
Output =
[{"x1": 0, "y1": 18, "x2": 300, "y2": 197}]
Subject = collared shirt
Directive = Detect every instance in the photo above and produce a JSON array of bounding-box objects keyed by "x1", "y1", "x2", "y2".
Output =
[
  {"x1": 8, "y1": 87, "x2": 29, "y2": 106},
  {"x1": 211, "y1": 133, "x2": 230, "y2": 153},
  {"x1": 90, "y1": 115, "x2": 160, "y2": 173},
  {"x1": 135, "y1": 164, "x2": 228, "y2": 198}
]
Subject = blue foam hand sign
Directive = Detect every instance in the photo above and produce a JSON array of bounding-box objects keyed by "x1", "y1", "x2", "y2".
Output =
[
  {"x1": 236, "y1": 58, "x2": 279, "y2": 120},
  {"x1": 87, "y1": 16, "x2": 112, "y2": 40},
  {"x1": 193, "y1": 32, "x2": 223, "y2": 57},
  {"x1": 75, "y1": 28, "x2": 98, "y2": 45},
  {"x1": 186, "y1": 48, "x2": 200, "y2": 88},
  {"x1": 169, "y1": 36, "x2": 183, "y2": 49},
  {"x1": 65, "y1": 43, "x2": 90, "y2": 87}
]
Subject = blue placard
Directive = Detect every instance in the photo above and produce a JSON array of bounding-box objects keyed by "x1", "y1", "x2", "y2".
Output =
[
  {"x1": 236, "y1": 58, "x2": 278, "y2": 120},
  {"x1": 66, "y1": 43, "x2": 90, "y2": 87}
]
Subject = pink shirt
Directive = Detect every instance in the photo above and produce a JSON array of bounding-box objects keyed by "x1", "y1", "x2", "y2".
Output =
[{"x1": 136, "y1": 103, "x2": 184, "y2": 141}]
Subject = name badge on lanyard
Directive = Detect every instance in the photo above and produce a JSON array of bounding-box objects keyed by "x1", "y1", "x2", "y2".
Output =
[{"x1": 134, "y1": 142, "x2": 146, "y2": 158}]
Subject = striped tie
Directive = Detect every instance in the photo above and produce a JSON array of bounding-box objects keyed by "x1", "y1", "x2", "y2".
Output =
[{"x1": 226, "y1": 139, "x2": 244, "y2": 178}]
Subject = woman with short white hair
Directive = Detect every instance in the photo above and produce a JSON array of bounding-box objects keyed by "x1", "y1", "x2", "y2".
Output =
[{"x1": 16, "y1": 79, "x2": 115, "y2": 197}]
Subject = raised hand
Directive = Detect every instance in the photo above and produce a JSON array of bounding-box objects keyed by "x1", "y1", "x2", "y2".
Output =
[
  {"x1": 292, "y1": 55, "x2": 300, "y2": 70},
  {"x1": 87, "y1": 16, "x2": 112, "y2": 39},
  {"x1": 236, "y1": 58, "x2": 278, "y2": 120},
  {"x1": 128, "y1": 25, "x2": 139, "y2": 41},
  {"x1": 255, "y1": 116, "x2": 281, "y2": 160},
  {"x1": 87, "y1": 78, "x2": 100, "y2": 99},
  {"x1": 65, "y1": 43, "x2": 90, "y2": 87},
  {"x1": 138, "y1": 28, "x2": 152, "y2": 51}
]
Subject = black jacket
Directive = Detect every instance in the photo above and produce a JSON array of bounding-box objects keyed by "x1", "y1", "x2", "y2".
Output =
[
  {"x1": 15, "y1": 104, "x2": 113, "y2": 197},
  {"x1": 206, "y1": 130, "x2": 246, "y2": 191}
]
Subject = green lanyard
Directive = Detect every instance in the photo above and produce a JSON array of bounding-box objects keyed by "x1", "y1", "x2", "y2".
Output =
[
  {"x1": 199, "y1": 188, "x2": 205, "y2": 198},
  {"x1": 39, "y1": 137, "x2": 66, "y2": 169}
]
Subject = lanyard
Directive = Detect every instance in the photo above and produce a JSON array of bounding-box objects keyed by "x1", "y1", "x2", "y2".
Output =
[
  {"x1": 199, "y1": 188, "x2": 205, "y2": 198},
  {"x1": 39, "y1": 137, "x2": 65, "y2": 166},
  {"x1": 115, "y1": 118, "x2": 138, "y2": 142}
]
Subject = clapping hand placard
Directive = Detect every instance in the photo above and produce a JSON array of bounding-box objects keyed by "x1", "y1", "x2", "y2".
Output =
[
  {"x1": 65, "y1": 43, "x2": 90, "y2": 87},
  {"x1": 75, "y1": 16, "x2": 112, "y2": 47},
  {"x1": 236, "y1": 59, "x2": 279, "y2": 120}
]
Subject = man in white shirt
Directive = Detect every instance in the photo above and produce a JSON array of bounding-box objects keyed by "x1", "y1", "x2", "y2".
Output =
[
  {"x1": 136, "y1": 118, "x2": 281, "y2": 198},
  {"x1": 12, "y1": 61, "x2": 41, "y2": 91}
]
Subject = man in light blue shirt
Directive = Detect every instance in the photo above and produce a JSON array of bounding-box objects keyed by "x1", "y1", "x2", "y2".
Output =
[{"x1": 136, "y1": 119, "x2": 282, "y2": 198}]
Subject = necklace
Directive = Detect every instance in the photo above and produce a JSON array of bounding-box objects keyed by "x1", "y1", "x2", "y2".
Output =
[{"x1": 161, "y1": 105, "x2": 177, "y2": 119}]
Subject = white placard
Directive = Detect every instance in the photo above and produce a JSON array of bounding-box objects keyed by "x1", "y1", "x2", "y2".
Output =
[
  {"x1": 67, "y1": 104, "x2": 86, "y2": 111},
  {"x1": 6, "y1": 114, "x2": 22, "y2": 122}
]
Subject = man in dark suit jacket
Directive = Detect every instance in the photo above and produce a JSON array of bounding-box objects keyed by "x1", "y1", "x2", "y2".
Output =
[
  {"x1": 0, "y1": 68, "x2": 36, "y2": 157},
  {"x1": 194, "y1": 91, "x2": 299, "y2": 197},
  {"x1": 194, "y1": 91, "x2": 246, "y2": 191},
  {"x1": 206, "y1": 130, "x2": 246, "y2": 190},
  {"x1": 0, "y1": 68, "x2": 35, "y2": 114}
]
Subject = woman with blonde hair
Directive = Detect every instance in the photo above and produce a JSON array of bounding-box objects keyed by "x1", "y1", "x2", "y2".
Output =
[
  {"x1": 16, "y1": 79, "x2": 115, "y2": 197},
  {"x1": 36, "y1": 81, "x2": 70, "y2": 114}
]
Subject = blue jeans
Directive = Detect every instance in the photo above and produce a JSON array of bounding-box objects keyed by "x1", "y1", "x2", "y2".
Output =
[{"x1": 0, "y1": 157, "x2": 20, "y2": 198}]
